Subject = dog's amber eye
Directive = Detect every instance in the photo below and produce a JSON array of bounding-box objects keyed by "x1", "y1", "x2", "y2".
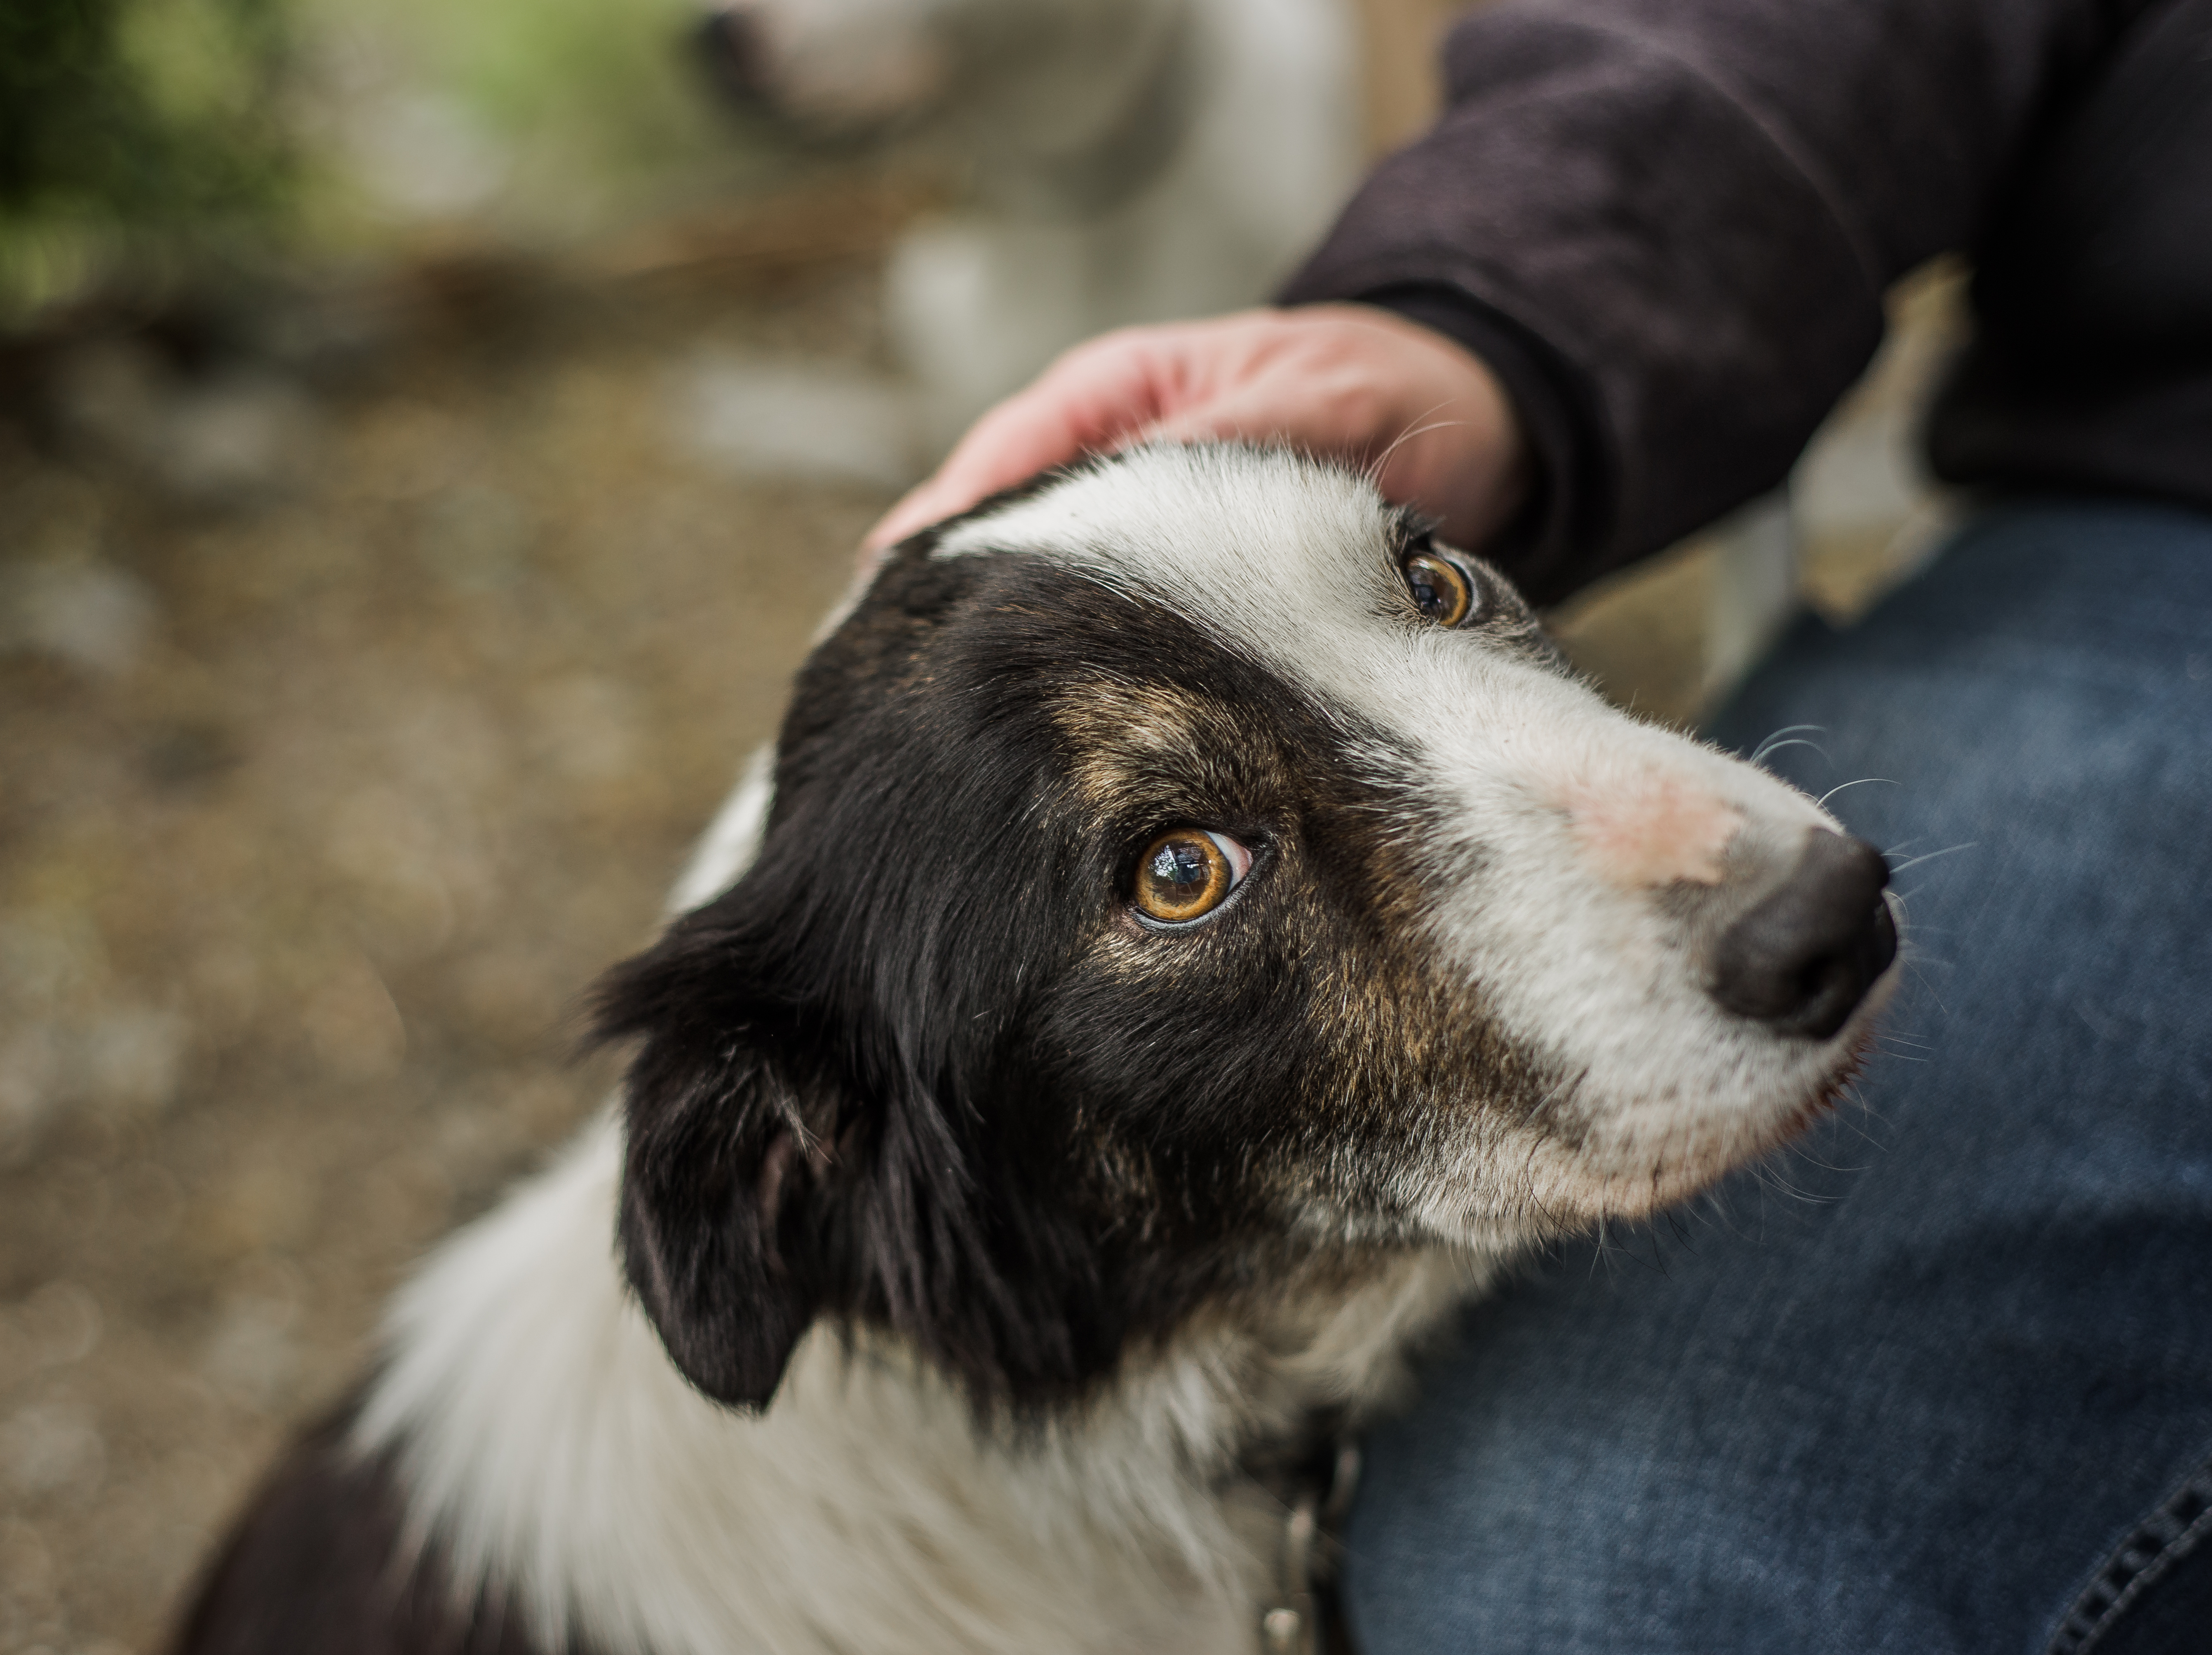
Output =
[
  {"x1": 1133, "y1": 829, "x2": 1252, "y2": 925},
  {"x1": 1404, "y1": 550, "x2": 1476, "y2": 627}
]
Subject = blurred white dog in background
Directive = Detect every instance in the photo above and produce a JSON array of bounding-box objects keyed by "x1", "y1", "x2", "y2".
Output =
[{"x1": 696, "y1": 0, "x2": 1366, "y2": 448}]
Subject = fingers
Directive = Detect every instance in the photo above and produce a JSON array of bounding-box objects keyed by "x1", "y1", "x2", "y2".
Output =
[
  {"x1": 862, "y1": 330, "x2": 1176, "y2": 553},
  {"x1": 864, "y1": 395, "x2": 1091, "y2": 551},
  {"x1": 1141, "y1": 384, "x2": 1331, "y2": 450},
  {"x1": 858, "y1": 305, "x2": 1530, "y2": 560}
]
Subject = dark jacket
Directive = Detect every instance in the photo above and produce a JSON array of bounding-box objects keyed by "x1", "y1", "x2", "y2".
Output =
[{"x1": 1283, "y1": 0, "x2": 2212, "y2": 604}]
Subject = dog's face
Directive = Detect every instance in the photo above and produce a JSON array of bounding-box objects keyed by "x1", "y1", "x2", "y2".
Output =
[{"x1": 598, "y1": 447, "x2": 1896, "y2": 1413}]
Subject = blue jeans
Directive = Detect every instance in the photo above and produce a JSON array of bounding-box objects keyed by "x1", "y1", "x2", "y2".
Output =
[{"x1": 1347, "y1": 501, "x2": 2212, "y2": 1654}]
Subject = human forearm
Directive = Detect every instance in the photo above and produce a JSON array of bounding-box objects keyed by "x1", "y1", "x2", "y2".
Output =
[{"x1": 1284, "y1": 0, "x2": 2137, "y2": 599}]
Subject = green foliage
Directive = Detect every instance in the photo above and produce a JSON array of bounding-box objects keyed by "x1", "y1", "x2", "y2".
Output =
[
  {"x1": 370, "y1": 0, "x2": 756, "y2": 230},
  {"x1": 0, "y1": 0, "x2": 779, "y2": 316},
  {"x1": 0, "y1": 0, "x2": 293, "y2": 313}
]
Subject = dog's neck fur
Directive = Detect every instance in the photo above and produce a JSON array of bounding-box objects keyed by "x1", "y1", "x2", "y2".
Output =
[
  {"x1": 355, "y1": 759, "x2": 1482, "y2": 1655},
  {"x1": 358, "y1": 1118, "x2": 1476, "y2": 1655}
]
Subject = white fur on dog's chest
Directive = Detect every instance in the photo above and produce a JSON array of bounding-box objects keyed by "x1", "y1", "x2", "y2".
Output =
[{"x1": 359, "y1": 1116, "x2": 1466, "y2": 1655}]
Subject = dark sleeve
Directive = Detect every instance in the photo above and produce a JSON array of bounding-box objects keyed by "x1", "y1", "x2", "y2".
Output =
[{"x1": 1280, "y1": 0, "x2": 2134, "y2": 603}]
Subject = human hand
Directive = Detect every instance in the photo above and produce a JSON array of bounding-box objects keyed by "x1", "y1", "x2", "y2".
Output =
[{"x1": 862, "y1": 304, "x2": 1529, "y2": 555}]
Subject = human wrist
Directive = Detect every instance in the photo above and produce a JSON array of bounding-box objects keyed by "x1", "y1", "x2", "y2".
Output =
[
  {"x1": 1350, "y1": 286, "x2": 1611, "y2": 606},
  {"x1": 1301, "y1": 301, "x2": 1531, "y2": 552}
]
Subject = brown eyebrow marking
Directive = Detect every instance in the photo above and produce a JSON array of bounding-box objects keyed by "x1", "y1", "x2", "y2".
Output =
[{"x1": 1046, "y1": 672, "x2": 1300, "y2": 824}]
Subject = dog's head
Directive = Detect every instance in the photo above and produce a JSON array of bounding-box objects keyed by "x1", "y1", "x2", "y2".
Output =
[{"x1": 596, "y1": 446, "x2": 1896, "y2": 1412}]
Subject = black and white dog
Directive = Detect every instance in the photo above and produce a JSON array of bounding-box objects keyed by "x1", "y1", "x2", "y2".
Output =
[{"x1": 176, "y1": 445, "x2": 1897, "y2": 1655}]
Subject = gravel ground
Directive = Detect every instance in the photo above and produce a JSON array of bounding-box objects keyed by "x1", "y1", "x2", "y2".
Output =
[
  {"x1": 0, "y1": 253, "x2": 888, "y2": 1653},
  {"x1": 0, "y1": 225, "x2": 1937, "y2": 1652}
]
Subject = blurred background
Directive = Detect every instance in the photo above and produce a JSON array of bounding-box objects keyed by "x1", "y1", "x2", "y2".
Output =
[{"x1": 0, "y1": 1, "x2": 1957, "y2": 1647}]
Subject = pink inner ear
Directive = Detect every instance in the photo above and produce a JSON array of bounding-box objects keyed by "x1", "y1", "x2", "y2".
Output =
[
  {"x1": 1566, "y1": 774, "x2": 1742, "y2": 889},
  {"x1": 755, "y1": 1132, "x2": 800, "y2": 1268}
]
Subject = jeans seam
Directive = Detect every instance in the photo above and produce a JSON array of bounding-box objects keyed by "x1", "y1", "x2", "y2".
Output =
[{"x1": 2042, "y1": 1452, "x2": 2212, "y2": 1655}]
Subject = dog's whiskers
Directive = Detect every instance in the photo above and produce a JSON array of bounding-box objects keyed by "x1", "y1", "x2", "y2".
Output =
[
  {"x1": 1363, "y1": 405, "x2": 1464, "y2": 485},
  {"x1": 1886, "y1": 842, "x2": 1977, "y2": 874},
  {"x1": 1749, "y1": 724, "x2": 1826, "y2": 767},
  {"x1": 1815, "y1": 776, "x2": 1898, "y2": 808}
]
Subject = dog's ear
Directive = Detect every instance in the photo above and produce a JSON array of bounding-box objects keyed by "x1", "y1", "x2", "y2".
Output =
[
  {"x1": 592, "y1": 912, "x2": 834, "y2": 1409},
  {"x1": 594, "y1": 790, "x2": 1121, "y2": 1411}
]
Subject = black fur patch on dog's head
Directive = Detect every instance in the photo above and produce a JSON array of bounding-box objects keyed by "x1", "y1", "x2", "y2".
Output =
[{"x1": 594, "y1": 519, "x2": 1547, "y2": 1413}]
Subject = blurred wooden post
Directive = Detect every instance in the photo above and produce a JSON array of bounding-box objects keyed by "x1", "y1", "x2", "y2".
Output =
[{"x1": 1358, "y1": 0, "x2": 1485, "y2": 156}]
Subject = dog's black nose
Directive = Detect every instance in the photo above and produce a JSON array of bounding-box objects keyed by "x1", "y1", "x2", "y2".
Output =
[{"x1": 1708, "y1": 830, "x2": 1896, "y2": 1038}]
